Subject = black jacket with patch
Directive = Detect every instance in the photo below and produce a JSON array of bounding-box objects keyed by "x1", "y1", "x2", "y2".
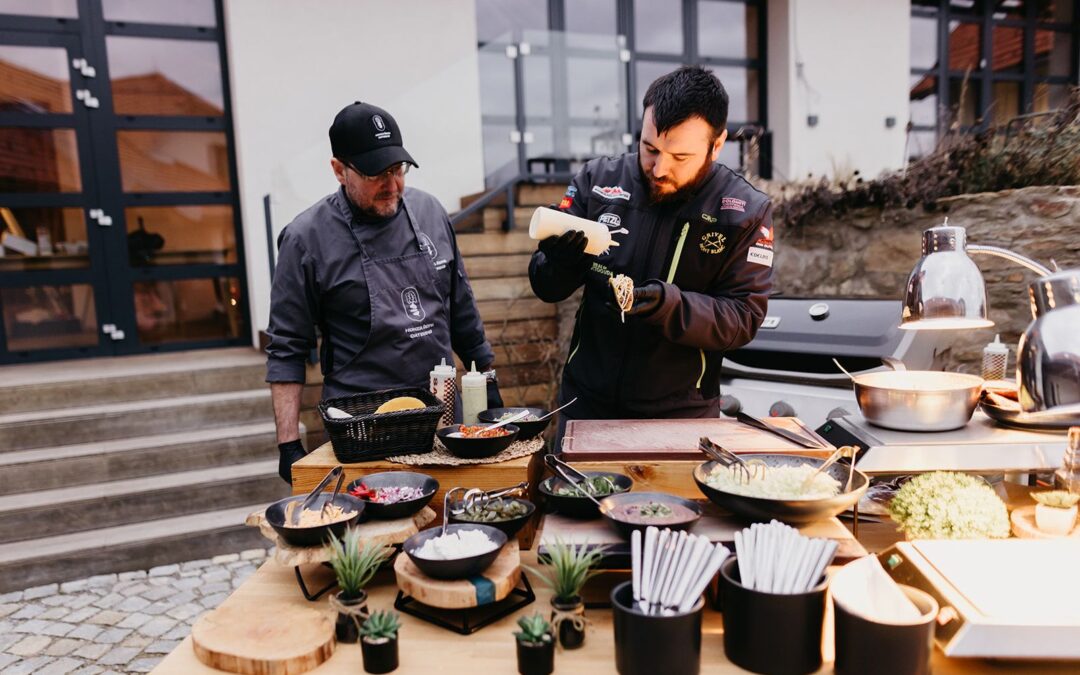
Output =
[{"x1": 529, "y1": 153, "x2": 774, "y2": 418}]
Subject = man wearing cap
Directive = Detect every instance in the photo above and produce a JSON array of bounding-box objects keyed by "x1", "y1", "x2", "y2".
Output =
[{"x1": 266, "y1": 102, "x2": 500, "y2": 483}]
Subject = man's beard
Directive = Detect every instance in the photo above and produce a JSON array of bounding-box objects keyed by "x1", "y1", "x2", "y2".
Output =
[
  {"x1": 638, "y1": 155, "x2": 714, "y2": 205},
  {"x1": 345, "y1": 182, "x2": 401, "y2": 219}
]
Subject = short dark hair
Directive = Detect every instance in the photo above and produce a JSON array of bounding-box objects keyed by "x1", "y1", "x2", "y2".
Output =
[{"x1": 642, "y1": 65, "x2": 729, "y2": 138}]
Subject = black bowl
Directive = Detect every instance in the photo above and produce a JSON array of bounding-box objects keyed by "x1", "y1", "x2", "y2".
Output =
[
  {"x1": 599, "y1": 492, "x2": 702, "y2": 539},
  {"x1": 436, "y1": 424, "x2": 520, "y2": 459},
  {"x1": 447, "y1": 498, "x2": 537, "y2": 539},
  {"x1": 345, "y1": 471, "x2": 438, "y2": 520},
  {"x1": 477, "y1": 407, "x2": 551, "y2": 440},
  {"x1": 538, "y1": 471, "x2": 634, "y2": 519},
  {"x1": 265, "y1": 493, "x2": 365, "y2": 547},
  {"x1": 693, "y1": 454, "x2": 869, "y2": 524},
  {"x1": 403, "y1": 523, "x2": 508, "y2": 580}
]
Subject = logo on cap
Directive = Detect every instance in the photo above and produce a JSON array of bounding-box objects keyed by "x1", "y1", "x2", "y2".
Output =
[{"x1": 372, "y1": 115, "x2": 391, "y2": 140}]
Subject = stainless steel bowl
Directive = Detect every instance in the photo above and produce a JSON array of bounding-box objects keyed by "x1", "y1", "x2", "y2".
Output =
[{"x1": 853, "y1": 370, "x2": 983, "y2": 431}]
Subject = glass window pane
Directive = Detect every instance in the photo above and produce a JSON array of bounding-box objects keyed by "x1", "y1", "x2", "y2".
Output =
[
  {"x1": 910, "y1": 74, "x2": 940, "y2": 126},
  {"x1": 948, "y1": 0, "x2": 981, "y2": 17},
  {"x1": 569, "y1": 125, "x2": 626, "y2": 157},
  {"x1": 706, "y1": 66, "x2": 759, "y2": 123},
  {"x1": 907, "y1": 129, "x2": 938, "y2": 162},
  {"x1": 949, "y1": 77, "x2": 979, "y2": 126},
  {"x1": 0, "y1": 206, "x2": 87, "y2": 271},
  {"x1": 910, "y1": 15, "x2": 939, "y2": 70},
  {"x1": 1032, "y1": 82, "x2": 1070, "y2": 112},
  {"x1": 699, "y1": 1, "x2": 758, "y2": 59},
  {"x1": 106, "y1": 37, "x2": 224, "y2": 116},
  {"x1": 523, "y1": 54, "x2": 552, "y2": 118},
  {"x1": 635, "y1": 61, "x2": 680, "y2": 118},
  {"x1": 125, "y1": 205, "x2": 235, "y2": 266},
  {"x1": 991, "y1": 24, "x2": 1024, "y2": 74},
  {"x1": 566, "y1": 0, "x2": 616, "y2": 35},
  {"x1": 567, "y1": 56, "x2": 625, "y2": 120},
  {"x1": 475, "y1": 0, "x2": 546, "y2": 44},
  {"x1": 478, "y1": 50, "x2": 515, "y2": 118},
  {"x1": 102, "y1": 0, "x2": 216, "y2": 27},
  {"x1": 992, "y1": 0, "x2": 1026, "y2": 20},
  {"x1": 1034, "y1": 29, "x2": 1072, "y2": 78},
  {"x1": 481, "y1": 123, "x2": 517, "y2": 182},
  {"x1": 0, "y1": 0, "x2": 77, "y2": 18},
  {"x1": 948, "y1": 20, "x2": 982, "y2": 71},
  {"x1": 0, "y1": 127, "x2": 81, "y2": 192},
  {"x1": 117, "y1": 130, "x2": 230, "y2": 192},
  {"x1": 1038, "y1": 0, "x2": 1073, "y2": 23},
  {"x1": 0, "y1": 45, "x2": 73, "y2": 113},
  {"x1": 2, "y1": 283, "x2": 97, "y2": 351},
  {"x1": 634, "y1": 0, "x2": 683, "y2": 54},
  {"x1": 990, "y1": 80, "x2": 1020, "y2": 126},
  {"x1": 134, "y1": 277, "x2": 242, "y2": 345}
]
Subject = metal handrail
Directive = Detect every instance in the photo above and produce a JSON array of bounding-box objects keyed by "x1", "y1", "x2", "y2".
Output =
[{"x1": 450, "y1": 171, "x2": 575, "y2": 232}]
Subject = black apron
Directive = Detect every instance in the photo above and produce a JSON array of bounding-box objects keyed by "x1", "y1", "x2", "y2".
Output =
[{"x1": 322, "y1": 199, "x2": 452, "y2": 399}]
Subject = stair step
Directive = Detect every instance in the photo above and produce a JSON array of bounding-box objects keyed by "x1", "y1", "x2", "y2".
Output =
[
  {"x1": 470, "y1": 276, "x2": 534, "y2": 302},
  {"x1": 0, "y1": 389, "x2": 273, "y2": 452},
  {"x1": 462, "y1": 254, "x2": 533, "y2": 279},
  {"x1": 0, "y1": 460, "x2": 286, "y2": 544},
  {"x1": 482, "y1": 206, "x2": 536, "y2": 232},
  {"x1": 0, "y1": 421, "x2": 282, "y2": 496},
  {"x1": 0, "y1": 504, "x2": 269, "y2": 593},
  {"x1": 477, "y1": 297, "x2": 557, "y2": 324},
  {"x1": 457, "y1": 231, "x2": 535, "y2": 256},
  {"x1": 0, "y1": 347, "x2": 266, "y2": 413}
]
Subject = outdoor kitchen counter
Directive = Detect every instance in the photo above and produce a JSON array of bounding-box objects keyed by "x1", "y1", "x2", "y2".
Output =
[{"x1": 151, "y1": 552, "x2": 1079, "y2": 674}]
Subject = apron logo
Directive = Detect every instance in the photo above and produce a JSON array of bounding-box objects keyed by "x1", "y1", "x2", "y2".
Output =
[
  {"x1": 372, "y1": 115, "x2": 391, "y2": 140},
  {"x1": 419, "y1": 233, "x2": 438, "y2": 260},
  {"x1": 699, "y1": 231, "x2": 726, "y2": 255},
  {"x1": 598, "y1": 213, "x2": 622, "y2": 229},
  {"x1": 401, "y1": 287, "x2": 426, "y2": 322}
]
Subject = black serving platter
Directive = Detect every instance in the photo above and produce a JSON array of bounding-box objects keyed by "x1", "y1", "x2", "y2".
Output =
[
  {"x1": 436, "y1": 424, "x2": 520, "y2": 459},
  {"x1": 447, "y1": 498, "x2": 536, "y2": 539},
  {"x1": 265, "y1": 493, "x2": 365, "y2": 547},
  {"x1": 346, "y1": 471, "x2": 438, "y2": 520},
  {"x1": 538, "y1": 471, "x2": 633, "y2": 519},
  {"x1": 403, "y1": 523, "x2": 507, "y2": 580},
  {"x1": 598, "y1": 492, "x2": 702, "y2": 539}
]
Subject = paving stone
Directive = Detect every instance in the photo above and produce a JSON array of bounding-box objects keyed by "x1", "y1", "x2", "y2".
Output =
[
  {"x1": 179, "y1": 569, "x2": 201, "y2": 578},
  {"x1": 5, "y1": 656, "x2": 56, "y2": 675},
  {"x1": 240, "y1": 548, "x2": 267, "y2": 561},
  {"x1": 12, "y1": 603, "x2": 46, "y2": 619},
  {"x1": 39, "y1": 606, "x2": 72, "y2": 620},
  {"x1": 11, "y1": 619, "x2": 48, "y2": 633},
  {"x1": 86, "y1": 610, "x2": 125, "y2": 626},
  {"x1": 147, "y1": 576, "x2": 174, "y2": 586},
  {"x1": 116, "y1": 581, "x2": 151, "y2": 597},
  {"x1": 72, "y1": 642, "x2": 111, "y2": 660},
  {"x1": 162, "y1": 625, "x2": 190, "y2": 640},
  {"x1": 92, "y1": 627, "x2": 131, "y2": 644},
  {"x1": 0, "y1": 654, "x2": 18, "y2": 670},
  {"x1": 144, "y1": 638, "x2": 181, "y2": 654},
  {"x1": 44, "y1": 637, "x2": 83, "y2": 656},
  {"x1": 92, "y1": 593, "x2": 124, "y2": 610},
  {"x1": 181, "y1": 559, "x2": 211, "y2": 571},
  {"x1": 138, "y1": 585, "x2": 174, "y2": 602},
  {"x1": 127, "y1": 658, "x2": 162, "y2": 673},
  {"x1": 39, "y1": 622, "x2": 77, "y2": 637},
  {"x1": 64, "y1": 607, "x2": 99, "y2": 624},
  {"x1": 141, "y1": 601, "x2": 175, "y2": 616},
  {"x1": 9, "y1": 634, "x2": 53, "y2": 656},
  {"x1": 148, "y1": 564, "x2": 179, "y2": 577},
  {"x1": 200, "y1": 569, "x2": 230, "y2": 583},
  {"x1": 23, "y1": 583, "x2": 59, "y2": 600},
  {"x1": 98, "y1": 646, "x2": 140, "y2": 666},
  {"x1": 138, "y1": 616, "x2": 177, "y2": 638},
  {"x1": 200, "y1": 592, "x2": 229, "y2": 609},
  {"x1": 0, "y1": 590, "x2": 23, "y2": 602},
  {"x1": 67, "y1": 623, "x2": 103, "y2": 641},
  {"x1": 200, "y1": 581, "x2": 231, "y2": 595},
  {"x1": 59, "y1": 579, "x2": 89, "y2": 593},
  {"x1": 0, "y1": 602, "x2": 21, "y2": 618},
  {"x1": 116, "y1": 596, "x2": 150, "y2": 612},
  {"x1": 174, "y1": 577, "x2": 203, "y2": 590},
  {"x1": 211, "y1": 553, "x2": 239, "y2": 564},
  {"x1": 165, "y1": 602, "x2": 203, "y2": 621},
  {"x1": 0, "y1": 633, "x2": 24, "y2": 651},
  {"x1": 121, "y1": 634, "x2": 152, "y2": 649},
  {"x1": 41, "y1": 594, "x2": 72, "y2": 607},
  {"x1": 118, "y1": 570, "x2": 148, "y2": 581},
  {"x1": 70, "y1": 667, "x2": 104, "y2": 675},
  {"x1": 37, "y1": 657, "x2": 83, "y2": 675},
  {"x1": 85, "y1": 574, "x2": 118, "y2": 588},
  {"x1": 117, "y1": 612, "x2": 152, "y2": 629},
  {"x1": 64, "y1": 594, "x2": 97, "y2": 610}
]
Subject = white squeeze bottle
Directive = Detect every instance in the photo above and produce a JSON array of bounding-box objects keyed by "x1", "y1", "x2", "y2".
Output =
[
  {"x1": 981, "y1": 334, "x2": 1009, "y2": 382},
  {"x1": 461, "y1": 361, "x2": 487, "y2": 426},
  {"x1": 429, "y1": 358, "x2": 457, "y2": 427}
]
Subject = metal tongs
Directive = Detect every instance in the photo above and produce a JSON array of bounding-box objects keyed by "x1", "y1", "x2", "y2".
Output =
[
  {"x1": 291, "y1": 465, "x2": 345, "y2": 526},
  {"x1": 699, "y1": 436, "x2": 765, "y2": 485},
  {"x1": 446, "y1": 482, "x2": 529, "y2": 516},
  {"x1": 544, "y1": 455, "x2": 609, "y2": 507},
  {"x1": 801, "y1": 445, "x2": 859, "y2": 492}
]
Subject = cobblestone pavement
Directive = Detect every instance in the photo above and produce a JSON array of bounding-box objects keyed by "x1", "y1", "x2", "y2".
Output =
[{"x1": 0, "y1": 548, "x2": 271, "y2": 674}]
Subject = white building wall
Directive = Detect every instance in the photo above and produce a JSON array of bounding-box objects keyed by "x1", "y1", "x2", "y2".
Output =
[
  {"x1": 222, "y1": 0, "x2": 485, "y2": 346},
  {"x1": 767, "y1": 0, "x2": 911, "y2": 181}
]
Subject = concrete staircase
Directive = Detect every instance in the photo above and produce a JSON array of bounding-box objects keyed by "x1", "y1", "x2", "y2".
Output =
[{"x1": 0, "y1": 348, "x2": 289, "y2": 592}]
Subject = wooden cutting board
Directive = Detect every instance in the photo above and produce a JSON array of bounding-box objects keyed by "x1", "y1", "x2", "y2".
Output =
[
  {"x1": 394, "y1": 541, "x2": 521, "y2": 609},
  {"x1": 192, "y1": 599, "x2": 334, "y2": 674},
  {"x1": 562, "y1": 417, "x2": 832, "y2": 461}
]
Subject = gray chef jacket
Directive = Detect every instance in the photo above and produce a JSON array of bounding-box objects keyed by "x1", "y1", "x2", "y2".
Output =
[{"x1": 265, "y1": 186, "x2": 493, "y2": 398}]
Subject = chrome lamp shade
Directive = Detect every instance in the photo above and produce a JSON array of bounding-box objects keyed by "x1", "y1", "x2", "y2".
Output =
[
  {"x1": 900, "y1": 226, "x2": 994, "y2": 330},
  {"x1": 1018, "y1": 271, "x2": 1080, "y2": 413}
]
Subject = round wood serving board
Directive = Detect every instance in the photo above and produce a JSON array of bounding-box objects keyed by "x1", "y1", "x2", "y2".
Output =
[
  {"x1": 395, "y1": 540, "x2": 521, "y2": 609},
  {"x1": 1011, "y1": 505, "x2": 1080, "y2": 539},
  {"x1": 191, "y1": 601, "x2": 334, "y2": 674}
]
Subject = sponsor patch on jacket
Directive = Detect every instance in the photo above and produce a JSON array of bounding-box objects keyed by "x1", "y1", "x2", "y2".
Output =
[
  {"x1": 747, "y1": 246, "x2": 773, "y2": 267},
  {"x1": 565, "y1": 185, "x2": 577, "y2": 197},
  {"x1": 558, "y1": 196, "x2": 573, "y2": 209},
  {"x1": 598, "y1": 212, "x2": 622, "y2": 229},
  {"x1": 699, "y1": 231, "x2": 726, "y2": 255},
  {"x1": 701, "y1": 212, "x2": 717, "y2": 223},
  {"x1": 756, "y1": 224, "x2": 773, "y2": 247},
  {"x1": 592, "y1": 185, "x2": 631, "y2": 201},
  {"x1": 721, "y1": 197, "x2": 746, "y2": 212}
]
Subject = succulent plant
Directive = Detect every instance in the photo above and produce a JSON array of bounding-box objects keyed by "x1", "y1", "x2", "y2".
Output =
[
  {"x1": 514, "y1": 612, "x2": 552, "y2": 644},
  {"x1": 360, "y1": 610, "x2": 401, "y2": 641},
  {"x1": 1032, "y1": 490, "x2": 1080, "y2": 509},
  {"x1": 327, "y1": 527, "x2": 392, "y2": 599},
  {"x1": 527, "y1": 538, "x2": 608, "y2": 602}
]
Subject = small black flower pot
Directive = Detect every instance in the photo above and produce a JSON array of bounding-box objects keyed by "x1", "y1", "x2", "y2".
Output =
[
  {"x1": 551, "y1": 596, "x2": 586, "y2": 650},
  {"x1": 334, "y1": 591, "x2": 368, "y2": 644},
  {"x1": 516, "y1": 638, "x2": 554, "y2": 675},
  {"x1": 361, "y1": 635, "x2": 399, "y2": 674}
]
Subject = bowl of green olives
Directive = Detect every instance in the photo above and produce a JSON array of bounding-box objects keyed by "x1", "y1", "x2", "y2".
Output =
[{"x1": 447, "y1": 497, "x2": 536, "y2": 539}]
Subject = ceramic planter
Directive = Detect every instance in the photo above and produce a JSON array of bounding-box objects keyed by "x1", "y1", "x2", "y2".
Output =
[
  {"x1": 361, "y1": 635, "x2": 399, "y2": 674},
  {"x1": 1035, "y1": 503, "x2": 1077, "y2": 535},
  {"x1": 551, "y1": 595, "x2": 586, "y2": 649},
  {"x1": 516, "y1": 638, "x2": 554, "y2": 675},
  {"x1": 334, "y1": 590, "x2": 368, "y2": 644}
]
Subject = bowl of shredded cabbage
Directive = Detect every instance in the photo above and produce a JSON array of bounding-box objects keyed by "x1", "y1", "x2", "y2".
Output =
[{"x1": 693, "y1": 454, "x2": 869, "y2": 524}]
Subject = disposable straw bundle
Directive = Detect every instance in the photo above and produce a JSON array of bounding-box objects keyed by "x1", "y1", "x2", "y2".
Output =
[
  {"x1": 733, "y1": 520, "x2": 837, "y2": 594},
  {"x1": 630, "y1": 526, "x2": 730, "y2": 616}
]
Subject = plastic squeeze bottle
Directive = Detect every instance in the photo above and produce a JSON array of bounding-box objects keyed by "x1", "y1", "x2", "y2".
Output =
[
  {"x1": 981, "y1": 334, "x2": 1009, "y2": 381},
  {"x1": 461, "y1": 361, "x2": 487, "y2": 426},
  {"x1": 429, "y1": 358, "x2": 457, "y2": 427}
]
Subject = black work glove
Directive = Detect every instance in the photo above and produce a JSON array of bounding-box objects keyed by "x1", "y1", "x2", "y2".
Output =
[
  {"x1": 626, "y1": 281, "x2": 664, "y2": 316},
  {"x1": 278, "y1": 439, "x2": 307, "y2": 484},
  {"x1": 487, "y1": 378, "x2": 504, "y2": 409},
  {"x1": 538, "y1": 230, "x2": 589, "y2": 270}
]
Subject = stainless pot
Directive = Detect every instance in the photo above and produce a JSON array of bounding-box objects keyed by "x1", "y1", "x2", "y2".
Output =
[{"x1": 851, "y1": 363, "x2": 984, "y2": 432}]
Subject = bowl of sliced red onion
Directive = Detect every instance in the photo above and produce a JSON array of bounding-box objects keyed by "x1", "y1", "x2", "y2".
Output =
[{"x1": 346, "y1": 471, "x2": 439, "y2": 520}]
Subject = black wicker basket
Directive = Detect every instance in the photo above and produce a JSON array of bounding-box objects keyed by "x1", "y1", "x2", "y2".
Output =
[{"x1": 319, "y1": 387, "x2": 445, "y2": 462}]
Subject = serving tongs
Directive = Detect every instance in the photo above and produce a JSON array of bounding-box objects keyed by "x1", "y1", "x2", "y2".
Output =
[
  {"x1": 450, "y1": 482, "x2": 529, "y2": 516},
  {"x1": 699, "y1": 436, "x2": 765, "y2": 486},
  {"x1": 735, "y1": 411, "x2": 825, "y2": 449},
  {"x1": 290, "y1": 465, "x2": 345, "y2": 526},
  {"x1": 800, "y1": 445, "x2": 859, "y2": 492},
  {"x1": 544, "y1": 454, "x2": 610, "y2": 507}
]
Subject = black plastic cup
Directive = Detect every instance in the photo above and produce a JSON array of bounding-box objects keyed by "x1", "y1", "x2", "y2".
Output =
[
  {"x1": 611, "y1": 580, "x2": 704, "y2": 675},
  {"x1": 718, "y1": 556, "x2": 827, "y2": 675},
  {"x1": 833, "y1": 584, "x2": 938, "y2": 675}
]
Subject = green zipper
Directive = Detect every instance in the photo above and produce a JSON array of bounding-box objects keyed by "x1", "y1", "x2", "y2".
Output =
[
  {"x1": 664, "y1": 222, "x2": 706, "y2": 389},
  {"x1": 565, "y1": 297, "x2": 585, "y2": 366}
]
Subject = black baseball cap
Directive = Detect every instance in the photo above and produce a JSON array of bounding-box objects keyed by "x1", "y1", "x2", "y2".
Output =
[{"x1": 329, "y1": 102, "x2": 418, "y2": 176}]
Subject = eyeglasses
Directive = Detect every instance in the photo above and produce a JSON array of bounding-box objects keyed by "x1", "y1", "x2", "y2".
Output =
[{"x1": 345, "y1": 161, "x2": 410, "y2": 182}]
